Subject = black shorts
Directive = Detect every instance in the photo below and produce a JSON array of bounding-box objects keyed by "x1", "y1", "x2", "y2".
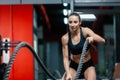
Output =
[{"x1": 69, "y1": 59, "x2": 94, "y2": 79}]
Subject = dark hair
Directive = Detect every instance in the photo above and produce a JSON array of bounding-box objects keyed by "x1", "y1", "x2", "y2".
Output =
[{"x1": 68, "y1": 12, "x2": 81, "y2": 22}]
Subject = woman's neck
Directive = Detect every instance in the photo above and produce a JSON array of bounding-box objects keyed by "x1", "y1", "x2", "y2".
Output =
[{"x1": 71, "y1": 28, "x2": 80, "y2": 36}]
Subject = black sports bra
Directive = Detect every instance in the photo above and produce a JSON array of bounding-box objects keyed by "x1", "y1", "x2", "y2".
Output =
[{"x1": 68, "y1": 28, "x2": 89, "y2": 55}]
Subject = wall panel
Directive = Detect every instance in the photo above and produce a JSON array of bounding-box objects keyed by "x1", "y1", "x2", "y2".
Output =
[{"x1": 0, "y1": 5, "x2": 34, "y2": 80}]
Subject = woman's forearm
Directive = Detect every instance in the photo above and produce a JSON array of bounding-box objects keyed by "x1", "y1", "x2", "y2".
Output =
[
  {"x1": 94, "y1": 35, "x2": 106, "y2": 43},
  {"x1": 64, "y1": 58, "x2": 70, "y2": 74}
]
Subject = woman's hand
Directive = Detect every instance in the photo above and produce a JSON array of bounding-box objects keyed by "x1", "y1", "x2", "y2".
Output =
[
  {"x1": 66, "y1": 73, "x2": 72, "y2": 80},
  {"x1": 86, "y1": 36, "x2": 94, "y2": 44}
]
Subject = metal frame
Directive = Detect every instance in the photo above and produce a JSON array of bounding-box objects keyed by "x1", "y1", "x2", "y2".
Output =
[
  {"x1": 70, "y1": 0, "x2": 120, "y2": 14},
  {"x1": 0, "y1": 0, "x2": 120, "y2": 5}
]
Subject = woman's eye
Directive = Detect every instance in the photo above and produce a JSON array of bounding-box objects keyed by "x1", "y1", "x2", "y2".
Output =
[
  {"x1": 74, "y1": 21, "x2": 78, "y2": 23},
  {"x1": 69, "y1": 21, "x2": 72, "y2": 24}
]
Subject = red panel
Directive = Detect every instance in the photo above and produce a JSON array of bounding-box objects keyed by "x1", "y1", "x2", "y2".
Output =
[
  {"x1": 10, "y1": 5, "x2": 34, "y2": 80},
  {"x1": 0, "y1": 6, "x2": 12, "y2": 63},
  {"x1": 0, "y1": 5, "x2": 34, "y2": 80},
  {"x1": 0, "y1": 5, "x2": 11, "y2": 39}
]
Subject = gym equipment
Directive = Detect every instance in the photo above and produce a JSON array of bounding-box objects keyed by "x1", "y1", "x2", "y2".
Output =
[
  {"x1": 0, "y1": 35, "x2": 21, "y2": 80},
  {"x1": 75, "y1": 40, "x2": 89, "y2": 79},
  {"x1": 0, "y1": 35, "x2": 21, "y2": 55},
  {"x1": 3, "y1": 42, "x2": 56, "y2": 80}
]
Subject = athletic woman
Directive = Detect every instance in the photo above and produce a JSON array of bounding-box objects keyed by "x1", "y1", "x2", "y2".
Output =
[{"x1": 61, "y1": 12, "x2": 105, "y2": 80}]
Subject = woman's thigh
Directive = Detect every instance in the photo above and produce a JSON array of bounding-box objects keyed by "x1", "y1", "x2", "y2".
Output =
[{"x1": 84, "y1": 66, "x2": 96, "y2": 80}]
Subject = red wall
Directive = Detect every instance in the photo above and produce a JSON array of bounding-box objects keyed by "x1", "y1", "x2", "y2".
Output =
[{"x1": 0, "y1": 5, "x2": 34, "y2": 80}]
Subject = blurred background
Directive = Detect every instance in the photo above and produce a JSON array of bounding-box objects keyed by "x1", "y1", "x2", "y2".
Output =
[{"x1": 0, "y1": 0, "x2": 120, "y2": 80}]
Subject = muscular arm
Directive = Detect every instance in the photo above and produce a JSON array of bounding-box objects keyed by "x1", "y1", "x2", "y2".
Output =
[
  {"x1": 83, "y1": 27, "x2": 105, "y2": 44},
  {"x1": 61, "y1": 34, "x2": 70, "y2": 74}
]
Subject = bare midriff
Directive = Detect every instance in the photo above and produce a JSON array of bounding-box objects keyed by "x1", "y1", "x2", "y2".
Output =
[{"x1": 71, "y1": 50, "x2": 91, "y2": 64}]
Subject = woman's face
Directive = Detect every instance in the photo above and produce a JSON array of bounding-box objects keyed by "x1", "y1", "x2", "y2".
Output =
[{"x1": 68, "y1": 15, "x2": 81, "y2": 32}]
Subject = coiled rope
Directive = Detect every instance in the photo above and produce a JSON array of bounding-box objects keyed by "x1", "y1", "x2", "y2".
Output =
[{"x1": 3, "y1": 42, "x2": 56, "y2": 80}]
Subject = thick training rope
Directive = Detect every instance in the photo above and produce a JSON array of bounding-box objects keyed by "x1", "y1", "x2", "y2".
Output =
[
  {"x1": 75, "y1": 40, "x2": 89, "y2": 80},
  {"x1": 3, "y1": 42, "x2": 56, "y2": 80}
]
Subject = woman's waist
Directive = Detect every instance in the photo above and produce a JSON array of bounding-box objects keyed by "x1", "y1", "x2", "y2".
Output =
[{"x1": 71, "y1": 52, "x2": 91, "y2": 63}]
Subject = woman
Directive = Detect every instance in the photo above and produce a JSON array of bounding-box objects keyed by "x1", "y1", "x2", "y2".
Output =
[{"x1": 61, "y1": 12, "x2": 105, "y2": 80}]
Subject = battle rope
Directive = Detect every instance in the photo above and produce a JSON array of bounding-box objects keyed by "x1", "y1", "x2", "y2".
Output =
[
  {"x1": 3, "y1": 42, "x2": 56, "y2": 80},
  {"x1": 75, "y1": 40, "x2": 89, "y2": 80}
]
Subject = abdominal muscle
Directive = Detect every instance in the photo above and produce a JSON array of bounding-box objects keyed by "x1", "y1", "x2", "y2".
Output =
[{"x1": 70, "y1": 50, "x2": 91, "y2": 64}]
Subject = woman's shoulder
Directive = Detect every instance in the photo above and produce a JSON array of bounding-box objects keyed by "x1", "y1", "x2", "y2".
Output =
[
  {"x1": 61, "y1": 33, "x2": 69, "y2": 43},
  {"x1": 81, "y1": 27, "x2": 92, "y2": 37},
  {"x1": 81, "y1": 27, "x2": 93, "y2": 33},
  {"x1": 81, "y1": 26, "x2": 90, "y2": 30}
]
